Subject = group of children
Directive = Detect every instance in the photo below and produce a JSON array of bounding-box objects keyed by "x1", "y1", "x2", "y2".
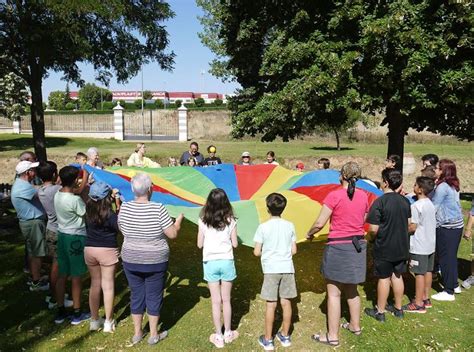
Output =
[{"x1": 9, "y1": 148, "x2": 472, "y2": 350}]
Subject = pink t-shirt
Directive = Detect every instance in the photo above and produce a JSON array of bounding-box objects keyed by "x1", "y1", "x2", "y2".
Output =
[{"x1": 324, "y1": 188, "x2": 369, "y2": 241}]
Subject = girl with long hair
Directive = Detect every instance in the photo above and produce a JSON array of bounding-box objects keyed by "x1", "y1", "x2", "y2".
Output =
[
  {"x1": 197, "y1": 188, "x2": 239, "y2": 348},
  {"x1": 84, "y1": 182, "x2": 121, "y2": 332}
]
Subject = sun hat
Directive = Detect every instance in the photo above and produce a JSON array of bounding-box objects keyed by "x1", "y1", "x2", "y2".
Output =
[
  {"x1": 89, "y1": 181, "x2": 112, "y2": 201},
  {"x1": 241, "y1": 151, "x2": 251, "y2": 157},
  {"x1": 16, "y1": 161, "x2": 39, "y2": 174}
]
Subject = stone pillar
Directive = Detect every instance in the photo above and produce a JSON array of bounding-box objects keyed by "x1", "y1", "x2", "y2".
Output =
[
  {"x1": 13, "y1": 119, "x2": 21, "y2": 134},
  {"x1": 178, "y1": 102, "x2": 188, "y2": 142},
  {"x1": 113, "y1": 102, "x2": 124, "y2": 141}
]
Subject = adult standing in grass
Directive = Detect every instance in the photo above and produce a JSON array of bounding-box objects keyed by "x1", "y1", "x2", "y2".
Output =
[
  {"x1": 431, "y1": 159, "x2": 464, "y2": 301},
  {"x1": 11, "y1": 160, "x2": 49, "y2": 291},
  {"x1": 118, "y1": 173, "x2": 183, "y2": 345},
  {"x1": 85, "y1": 182, "x2": 121, "y2": 333},
  {"x1": 306, "y1": 162, "x2": 368, "y2": 346},
  {"x1": 127, "y1": 143, "x2": 161, "y2": 168}
]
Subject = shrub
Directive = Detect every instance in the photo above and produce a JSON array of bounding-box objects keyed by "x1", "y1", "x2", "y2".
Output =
[
  {"x1": 214, "y1": 98, "x2": 223, "y2": 106},
  {"x1": 134, "y1": 99, "x2": 143, "y2": 109},
  {"x1": 102, "y1": 101, "x2": 115, "y2": 110},
  {"x1": 174, "y1": 99, "x2": 183, "y2": 108},
  {"x1": 79, "y1": 101, "x2": 93, "y2": 110},
  {"x1": 194, "y1": 97, "x2": 205, "y2": 107},
  {"x1": 154, "y1": 99, "x2": 164, "y2": 109},
  {"x1": 65, "y1": 102, "x2": 76, "y2": 110}
]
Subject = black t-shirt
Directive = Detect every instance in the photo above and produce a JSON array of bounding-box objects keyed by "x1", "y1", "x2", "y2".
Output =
[
  {"x1": 367, "y1": 192, "x2": 411, "y2": 261},
  {"x1": 85, "y1": 212, "x2": 119, "y2": 248},
  {"x1": 203, "y1": 157, "x2": 222, "y2": 166}
]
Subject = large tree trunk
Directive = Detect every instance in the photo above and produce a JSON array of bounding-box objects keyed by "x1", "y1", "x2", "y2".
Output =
[
  {"x1": 333, "y1": 128, "x2": 340, "y2": 151},
  {"x1": 385, "y1": 103, "x2": 407, "y2": 172},
  {"x1": 29, "y1": 73, "x2": 47, "y2": 162}
]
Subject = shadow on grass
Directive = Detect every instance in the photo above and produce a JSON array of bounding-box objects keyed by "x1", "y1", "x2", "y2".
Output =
[
  {"x1": 310, "y1": 146, "x2": 354, "y2": 151},
  {"x1": 0, "y1": 136, "x2": 71, "y2": 152}
]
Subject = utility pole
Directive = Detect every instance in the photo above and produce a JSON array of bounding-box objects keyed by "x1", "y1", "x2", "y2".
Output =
[{"x1": 141, "y1": 65, "x2": 144, "y2": 119}]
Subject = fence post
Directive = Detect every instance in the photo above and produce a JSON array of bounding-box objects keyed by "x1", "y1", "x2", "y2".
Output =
[
  {"x1": 113, "y1": 102, "x2": 125, "y2": 141},
  {"x1": 13, "y1": 119, "x2": 21, "y2": 134},
  {"x1": 178, "y1": 102, "x2": 188, "y2": 142}
]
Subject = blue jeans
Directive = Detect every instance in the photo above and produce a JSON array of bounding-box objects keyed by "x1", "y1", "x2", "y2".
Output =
[{"x1": 123, "y1": 261, "x2": 168, "y2": 316}]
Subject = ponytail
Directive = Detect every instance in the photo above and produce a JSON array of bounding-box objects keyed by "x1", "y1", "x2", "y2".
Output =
[{"x1": 347, "y1": 177, "x2": 357, "y2": 200}]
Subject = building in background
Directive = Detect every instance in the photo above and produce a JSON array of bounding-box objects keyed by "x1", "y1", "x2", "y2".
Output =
[{"x1": 68, "y1": 91, "x2": 226, "y2": 104}]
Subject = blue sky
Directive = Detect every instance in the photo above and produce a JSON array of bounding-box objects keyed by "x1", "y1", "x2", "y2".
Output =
[{"x1": 42, "y1": 1, "x2": 240, "y2": 99}]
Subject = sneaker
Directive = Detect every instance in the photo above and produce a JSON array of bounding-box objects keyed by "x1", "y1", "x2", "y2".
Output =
[
  {"x1": 258, "y1": 335, "x2": 275, "y2": 351},
  {"x1": 386, "y1": 304, "x2": 404, "y2": 318},
  {"x1": 54, "y1": 311, "x2": 69, "y2": 324},
  {"x1": 48, "y1": 298, "x2": 73, "y2": 310},
  {"x1": 148, "y1": 331, "x2": 168, "y2": 345},
  {"x1": 461, "y1": 275, "x2": 474, "y2": 289},
  {"x1": 224, "y1": 330, "x2": 239, "y2": 343},
  {"x1": 454, "y1": 286, "x2": 462, "y2": 294},
  {"x1": 364, "y1": 307, "x2": 385, "y2": 322},
  {"x1": 276, "y1": 331, "x2": 292, "y2": 347},
  {"x1": 70, "y1": 312, "x2": 91, "y2": 325},
  {"x1": 209, "y1": 334, "x2": 224, "y2": 349},
  {"x1": 423, "y1": 299, "x2": 432, "y2": 308},
  {"x1": 431, "y1": 291, "x2": 455, "y2": 301},
  {"x1": 402, "y1": 302, "x2": 426, "y2": 314},
  {"x1": 29, "y1": 281, "x2": 50, "y2": 292},
  {"x1": 89, "y1": 317, "x2": 105, "y2": 331},
  {"x1": 103, "y1": 319, "x2": 116, "y2": 333},
  {"x1": 131, "y1": 335, "x2": 143, "y2": 345}
]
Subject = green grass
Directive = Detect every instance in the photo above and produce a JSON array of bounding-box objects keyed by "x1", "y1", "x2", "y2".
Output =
[{"x1": 0, "y1": 213, "x2": 473, "y2": 351}]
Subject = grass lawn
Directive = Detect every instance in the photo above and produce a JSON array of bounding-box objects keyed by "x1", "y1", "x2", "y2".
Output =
[{"x1": 0, "y1": 208, "x2": 473, "y2": 351}]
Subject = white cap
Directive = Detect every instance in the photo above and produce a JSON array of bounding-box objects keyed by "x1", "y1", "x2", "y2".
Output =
[
  {"x1": 16, "y1": 161, "x2": 39, "y2": 174},
  {"x1": 241, "y1": 151, "x2": 251, "y2": 157}
]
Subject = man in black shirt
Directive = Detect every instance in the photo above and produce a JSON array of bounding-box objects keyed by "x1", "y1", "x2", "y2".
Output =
[{"x1": 365, "y1": 169, "x2": 411, "y2": 322}]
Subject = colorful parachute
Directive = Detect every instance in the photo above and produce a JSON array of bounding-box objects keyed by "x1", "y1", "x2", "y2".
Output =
[{"x1": 85, "y1": 164, "x2": 382, "y2": 247}]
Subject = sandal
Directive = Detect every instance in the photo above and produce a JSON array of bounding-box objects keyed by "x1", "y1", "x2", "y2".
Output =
[
  {"x1": 341, "y1": 322, "x2": 362, "y2": 336},
  {"x1": 311, "y1": 332, "x2": 339, "y2": 347}
]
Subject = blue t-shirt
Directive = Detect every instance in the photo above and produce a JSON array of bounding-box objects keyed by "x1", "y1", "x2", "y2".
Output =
[
  {"x1": 11, "y1": 178, "x2": 45, "y2": 221},
  {"x1": 253, "y1": 217, "x2": 296, "y2": 274}
]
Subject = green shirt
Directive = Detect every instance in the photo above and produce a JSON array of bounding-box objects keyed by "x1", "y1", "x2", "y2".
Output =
[{"x1": 54, "y1": 191, "x2": 86, "y2": 235}]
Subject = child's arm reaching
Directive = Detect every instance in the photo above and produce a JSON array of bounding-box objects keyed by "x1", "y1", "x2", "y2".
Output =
[
  {"x1": 408, "y1": 219, "x2": 416, "y2": 234},
  {"x1": 197, "y1": 226, "x2": 204, "y2": 249},
  {"x1": 253, "y1": 242, "x2": 262, "y2": 257}
]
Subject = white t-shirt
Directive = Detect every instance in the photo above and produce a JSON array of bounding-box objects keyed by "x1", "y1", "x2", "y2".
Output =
[
  {"x1": 410, "y1": 198, "x2": 436, "y2": 255},
  {"x1": 253, "y1": 218, "x2": 296, "y2": 274},
  {"x1": 199, "y1": 218, "x2": 236, "y2": 261}
]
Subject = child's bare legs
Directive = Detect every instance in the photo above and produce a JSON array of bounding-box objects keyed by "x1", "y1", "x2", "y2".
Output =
[
  {"x1": 414, "y1": 274, "x2": 425, "y2": 306},
  {"x1": 56, "y1": 275, "x2": 67, "y2": 307},
  {"x1": 376, "y1": 277, "x2": 391, "y2": 312},
  {"x1": 344, "y1": 283, "x2": 361, "y2": 332},
  {"x1": 71, "y1": 276, "x2": 82, "y2": 310},
  {"x1": 424, "y1": 272, "x2": 432, "y2": 301},
  {"x1": 209, "y1": 282, "x2": 223, "y2": 335},
  {"x1": 101, "y1": 264, "x2": 116, "y2": 321},
  {"x1": 391, "y1": 273, "x2": 404, "y2": 310},
  {"x1": 265, "y1": 301, "x2": 277, "y2": 340},
  {"x1": 326, "y1": 281, "x2": 341, "y2": 341},
  {"x1": 220, "y1": 281, "x2": 233, "y2": 333},
  {"x1": 88, "y1": 265, "x2": 102, "y2": 320},
  {"x1": 50, "y1": 259, "x2": 59, "y2": 301},
  {"x1": 279, "y1": 298, "x2": 292, "y2": 336}
]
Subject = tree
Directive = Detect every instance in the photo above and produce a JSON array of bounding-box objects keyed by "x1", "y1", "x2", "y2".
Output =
[
  {"x1": 48, "y1": 90, "x2": 66, "y2": 110},
  {"x1": 194, "y1": 97, "x2": 205, "y2": 107},
  {"x1": 134, "y1": 99, "x2": 143, "y2": 109},
  {"x1": 63, "y1": 82, "x2": 72, "y2": 107},
  {"x1": 143, "y1": 90, "x2": 153, "y2": 100},
  {"x1": 174, "y1": 99, "x2": 183, "y2": 108},
  {"x1": 0, "y1": 71, "x2": 28, "y2": 121},
  {"x1": 79, "y1": 83, "x2": 112, "y2": 111},
  {"x1": 0, "y1": 1, "x2": 175, "y2": 161},
  {"x1": 214, "y1": 98, "x2": 223, "y2": 106},
  {"x1": 198, "y1": 1, "x2": 473, "y2": 168},
  {"x1": 154, "y1": 99, "x2": 164, "y2": 109}
]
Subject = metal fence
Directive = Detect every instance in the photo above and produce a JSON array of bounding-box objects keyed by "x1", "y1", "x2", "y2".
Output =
[
  {"x1": 124, "y1": 110, "x2": 178, "y2": 140},
  {"x1": 20, "y1": 114, "x2": 114, "y2": 132}
]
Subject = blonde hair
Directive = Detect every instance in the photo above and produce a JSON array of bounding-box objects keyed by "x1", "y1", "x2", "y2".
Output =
[{"x1": 135, "y1": 143, "x2": 145, "y2": 153}]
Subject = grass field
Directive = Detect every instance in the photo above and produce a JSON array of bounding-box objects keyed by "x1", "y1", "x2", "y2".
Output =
[{"x1": 0, "y1": 206, "x2": 473, "y2": 351}]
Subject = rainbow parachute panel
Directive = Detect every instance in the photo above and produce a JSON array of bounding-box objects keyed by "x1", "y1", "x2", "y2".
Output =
[{"x1": 85, "y1": 164, "x2": 382, "y2": 246}]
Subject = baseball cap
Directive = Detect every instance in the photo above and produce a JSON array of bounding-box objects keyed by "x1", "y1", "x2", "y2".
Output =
[
  {"x1": 296, "y1": 162, "x2": 305, "y2": 170},
  {"x1": 241, "y1": 151, "x2": 251, "y2": 157},
  {"x1": 89, "y1": 181, "x2": 112, "y2": 201},
  {"x1": 16, "y1": 161, "x2": 39, "y2": 174}
]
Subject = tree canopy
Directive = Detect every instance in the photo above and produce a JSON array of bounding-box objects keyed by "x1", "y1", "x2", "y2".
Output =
[
  {"x1": 198, "y1": 0, "x2": 473, "y2": 162},
  {"x1": 78, "y1": 83, "x2": 112, "y2": 109},
  {"x1": 0, "y1": 0, "x2": 175, "y2": 160}
]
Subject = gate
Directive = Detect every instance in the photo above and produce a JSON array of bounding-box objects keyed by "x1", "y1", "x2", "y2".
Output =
[{"x1": 124, "y1": 110, "x2": 179, "y2": 140}]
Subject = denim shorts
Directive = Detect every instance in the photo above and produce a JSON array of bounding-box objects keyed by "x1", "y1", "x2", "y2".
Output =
[{"x1": 203, "y1": 259, "x2": 236, "y2": 282}]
